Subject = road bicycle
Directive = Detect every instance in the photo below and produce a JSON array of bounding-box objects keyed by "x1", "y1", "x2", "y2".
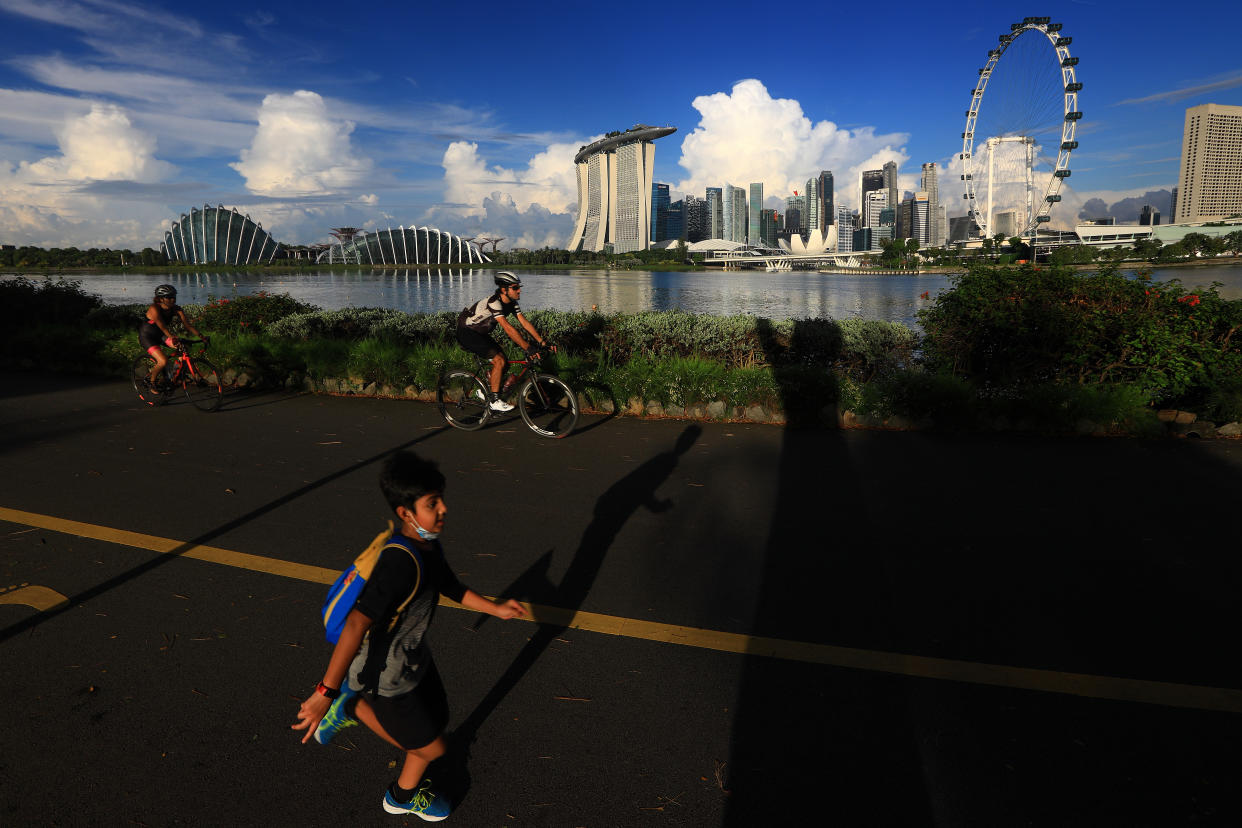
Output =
[
  {"x1": 130, "y1": 338, "x2": 223, "y2": 412},
  {"x1": 438, "y1": 347, "x2": 579, "y2": 438}
]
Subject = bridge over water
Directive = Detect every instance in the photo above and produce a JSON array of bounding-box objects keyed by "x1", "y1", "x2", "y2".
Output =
[{"x1": 703, "y1": 249, "x2": 882, "y2": 269}]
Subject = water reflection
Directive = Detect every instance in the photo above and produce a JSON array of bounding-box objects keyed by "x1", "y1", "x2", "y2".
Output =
[{"x1": 13, "y1": 264, "x2": 1242, "y2": 326}]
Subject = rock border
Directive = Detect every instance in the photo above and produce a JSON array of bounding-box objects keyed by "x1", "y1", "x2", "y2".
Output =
[{"x1": 223, "y1": 369, "x2": 1242, "y2": 438}]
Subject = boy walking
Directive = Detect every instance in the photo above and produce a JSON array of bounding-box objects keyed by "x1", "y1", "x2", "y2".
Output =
[{"x1": 292, "y1": 451, "x2": 527, "y2": 820}]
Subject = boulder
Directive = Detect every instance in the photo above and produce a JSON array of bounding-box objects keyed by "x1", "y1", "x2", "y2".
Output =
[{"x1": 1170, "y1": 420, "x2": 1216, "y2": 438}]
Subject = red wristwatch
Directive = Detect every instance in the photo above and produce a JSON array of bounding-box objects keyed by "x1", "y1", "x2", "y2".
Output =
[{"x1": 315, "y1": 681, "x2": 341, "y2": 700}]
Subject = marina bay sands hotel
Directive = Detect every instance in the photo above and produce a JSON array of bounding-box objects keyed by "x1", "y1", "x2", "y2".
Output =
[{"x1": 569, "y1": 124, "x2": 676, "y2": 254}]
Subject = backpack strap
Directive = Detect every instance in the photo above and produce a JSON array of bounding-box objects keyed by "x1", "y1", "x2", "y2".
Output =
[{"x1": 380, "y1": 534, "x2": 422, "y2": 632}]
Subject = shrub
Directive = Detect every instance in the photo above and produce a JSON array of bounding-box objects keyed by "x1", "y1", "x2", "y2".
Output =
[
  {"x1": 855, "y1": 369, "x2": 978, "y2": 425},
  {"x1": 918, "y1": 262, "x2": 1242, "y2": 404},
  {"x1": 84, "y1": 303, "x2": 147, "y2": 331},
  {"x1": 0, "y1": 277, "x2": 102, "y2": 328},
  {"x1": 195, "y1": 291, "x2": 319, "y2": 333}
]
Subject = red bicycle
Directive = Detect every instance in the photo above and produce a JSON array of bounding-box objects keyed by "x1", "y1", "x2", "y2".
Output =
[{"x1": 130, "y1": 338, "x2": 223, "y2": 411}]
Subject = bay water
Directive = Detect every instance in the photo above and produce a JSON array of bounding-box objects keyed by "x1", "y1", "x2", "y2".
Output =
[{"x1": 8, "y1": 264, "x2": 1242, "y2": 330}]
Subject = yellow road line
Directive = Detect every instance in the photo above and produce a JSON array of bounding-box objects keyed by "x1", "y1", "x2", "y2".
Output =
[{"x1": 4, "y1": 505, "x2": 1242, "y2": 713}]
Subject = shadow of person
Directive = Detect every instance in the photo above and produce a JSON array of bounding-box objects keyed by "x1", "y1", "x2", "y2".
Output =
[{"x1": 441, "y1": 423, "x2": 703, "y2": 805}]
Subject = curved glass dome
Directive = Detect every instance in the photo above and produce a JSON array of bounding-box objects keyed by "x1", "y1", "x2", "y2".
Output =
[
  {"x1": 162, "y1": 205, "x2": 280, "y2": 264},
  {"x1": 316, "y1": 226, "x2": 488, "y2": 265}
]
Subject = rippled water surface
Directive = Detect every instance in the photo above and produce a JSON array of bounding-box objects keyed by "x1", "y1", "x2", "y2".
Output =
[{"x1": 9, "y1": 263, "x2": 1242, "y2": 329}]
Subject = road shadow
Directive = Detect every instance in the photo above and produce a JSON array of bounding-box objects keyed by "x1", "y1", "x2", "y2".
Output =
[
  {"x1": 0, "y1": 421, "x2": 452, "y2": 644},
  {"x1": 440, "y1": 423, "x2": 702, "y2": 807},
  {"x1": 721, "y1": 320, "x2": 1242, "y2": 825}
]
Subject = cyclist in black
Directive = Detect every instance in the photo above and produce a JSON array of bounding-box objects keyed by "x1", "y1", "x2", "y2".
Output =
[
  {"x1": 139, "y1": 284, "x2": 205, "y2": 388},
  {"x1": 455, "y1": 272, "x2": 553, "y2": 412}
]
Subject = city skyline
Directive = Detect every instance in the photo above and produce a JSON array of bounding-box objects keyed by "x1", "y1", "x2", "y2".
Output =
[{"x1": 1, "y1": 0, "x2": 1241, "y2": 251}]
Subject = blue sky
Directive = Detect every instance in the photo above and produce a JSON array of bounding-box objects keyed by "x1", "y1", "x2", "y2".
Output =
[{"x1": 2, "y1": 0, "x2": 1240, "y2": 250}]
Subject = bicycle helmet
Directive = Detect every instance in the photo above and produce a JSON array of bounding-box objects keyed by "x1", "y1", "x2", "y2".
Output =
[
  {"x1": 154, "y1": 284, "x2": 177, "y2": 299},
  {"x1": 494, "y1": 271, "x2": 522, "y2": 288}
]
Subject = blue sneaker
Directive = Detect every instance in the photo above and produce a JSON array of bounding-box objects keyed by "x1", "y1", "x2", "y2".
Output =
[
  {"x1": 383, "y1": 779, "x2": 451, "y2": 821},
  {"x1": 313, "y1": 686, "x2": 358, "y2": 745}
]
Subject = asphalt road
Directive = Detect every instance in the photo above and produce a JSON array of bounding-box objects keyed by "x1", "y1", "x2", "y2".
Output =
[{"x1": 2, "y1": 373, "x2": 1241, "y2": 827}]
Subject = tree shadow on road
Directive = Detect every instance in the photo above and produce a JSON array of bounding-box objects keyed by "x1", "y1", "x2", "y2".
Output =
[
  {"x1": 0, "y1": 423, "x2": 452, "y2": 644},
  {"x1": 722, "y1": 318, "x2": 1242, "y2": 825},
  {"x1": 441, "y1": 423, "x2": 702, "y2": 807}
]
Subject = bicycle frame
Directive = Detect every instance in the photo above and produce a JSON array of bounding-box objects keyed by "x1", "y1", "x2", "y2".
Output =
[{"x1": 165, "y1": 340, "x2": 208, "y2": 383}]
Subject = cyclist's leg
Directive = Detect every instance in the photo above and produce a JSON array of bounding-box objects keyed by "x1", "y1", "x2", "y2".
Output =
[
  {"x1": 455, "y1": 326, "x2": 503, "y2": 393},
  {"x1": 489, "y1": 353, "x2": 505, "y2": 394},
  {"x1": 146, "y1": 345, "x2": 168, "y2": 384}
]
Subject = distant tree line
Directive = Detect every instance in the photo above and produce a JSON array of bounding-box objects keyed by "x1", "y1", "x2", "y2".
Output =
[
  {"x1": 489, "y1": 244, "x2": 691, "y2": 267},
  {"x1": 0, "y1": 246, "x2": 166, "y2": 268}
]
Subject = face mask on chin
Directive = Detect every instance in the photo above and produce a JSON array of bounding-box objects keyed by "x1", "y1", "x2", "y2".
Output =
[{"x1": 407, "y1": 516, "x2": 438, "y2": 541}]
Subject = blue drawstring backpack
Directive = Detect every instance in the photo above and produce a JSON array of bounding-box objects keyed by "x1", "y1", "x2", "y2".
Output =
[{"x1": 322, "y1": 522, "x2": 421, "y2": 644}]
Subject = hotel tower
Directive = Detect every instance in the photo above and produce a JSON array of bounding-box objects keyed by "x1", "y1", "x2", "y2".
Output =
[
  {"x1": 570, "y1": 124, "x2": 676, "y2": 253},
  {"x1": 1175, "y1": 103, "x2": 1242, "y2": 224}
]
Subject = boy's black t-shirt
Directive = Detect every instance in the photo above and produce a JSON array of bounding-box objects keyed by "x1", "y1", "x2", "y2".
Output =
[{"x1": 349, "y1": 535, "x2": 468, "y2": 697}]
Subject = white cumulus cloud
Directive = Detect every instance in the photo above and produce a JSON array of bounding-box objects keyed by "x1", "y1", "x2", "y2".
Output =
[
  {"x1": 441, "y1": 139, "x2": 582, "y2": 217},
  {"x1": 0, "y1": 103, "x2": 174, "y2": 247},
  {"x1": 674, "y1": 79, "x2": 910, "y2": 210},
  {"x1": 21, "y1": 102, "x2": 174, "y2": 183},
  {"x1": 231, "y1": 90, "x2": 373, "y2": 196}
]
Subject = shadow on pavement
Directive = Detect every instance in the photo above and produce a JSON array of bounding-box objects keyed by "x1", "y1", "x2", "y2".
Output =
[
  {"x1": 442, "y1": 423, "x2": 702, "y2": 807},
  {"x1": 0, "y1": 421, "x2": 452, "y2": 645},
  {"x1": 722, "y1": 321, "x2": 1242, "y2": 825}
]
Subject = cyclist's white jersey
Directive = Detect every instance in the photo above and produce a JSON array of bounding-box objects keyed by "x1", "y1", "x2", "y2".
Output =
[{"x1": 459, "y1": 292, "x2": 519, "y2": 334}]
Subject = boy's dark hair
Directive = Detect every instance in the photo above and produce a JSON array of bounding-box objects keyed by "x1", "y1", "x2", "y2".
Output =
[{"x1": 379, "y1": 451, "x2": 446, "y2": 512}]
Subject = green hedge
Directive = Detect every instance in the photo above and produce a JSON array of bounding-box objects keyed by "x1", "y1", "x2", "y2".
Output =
[{"x1": 9, "y1": 270, "x2": 1242, "y2": 431}]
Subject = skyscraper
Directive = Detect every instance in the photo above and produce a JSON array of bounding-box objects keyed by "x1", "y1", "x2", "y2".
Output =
[
  {"x1": 684, "y1": 194, "x2": 708, "y2": 242},
  {"x1": 1139, "y1": 205, "x2": 1161, "y2": 226},
  {"x1": 920, "y1": 162, "x2": 940, "y2": 247},
  {"x1": 820, "y1": 171, "x2": 834, "y2": 227},
  {"x1": 1175, "y1": 103, "x2": 1242, "y2": 223},
  {"x1": 570, "y1": 124, "x2": 677, "y2": 253},
  {"x1": 865, "y1": 191, "x2": 887, "y2": 230},
  {"x1": 859, "y1": 169, "x2": 885, "y2": 226},
  {"x1": 723, "y1": 184, "x2": 747, "y2": 243},
  {"x1": 706, "y1": 187, "x2": 723, "y2": 239},
  {"x1": 835, "y1": 205, "x2": 853, "y2": 252},
  {"x1": 804, "y1": 177, "x2": 820, "y2": 234},
  {"x1": 665, "y1": 200, "x2": 685, "y2": 241},
  {"x1": 760, "y1": 209, "x2": 778, "y2": 246},
  {"x1": 749, "y1": 183, "x2": 764, "y2": 246},
  {"x1": 786, "y1": 194, "x2": 806, "y2": 233},
  {"x1": 882, "y1": 160, "x2": 898, "y2": 211},
  {"x1": 651, "y1": 183, "x2": 670, "y2": 243},
  {"x1": 913, "y1": 192, "x2": 930, "y2": 245}
]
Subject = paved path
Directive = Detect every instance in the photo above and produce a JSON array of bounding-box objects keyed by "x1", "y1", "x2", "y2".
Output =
[{"x1": 2, "y1": 373, "x2": 1241, "y2": 826}]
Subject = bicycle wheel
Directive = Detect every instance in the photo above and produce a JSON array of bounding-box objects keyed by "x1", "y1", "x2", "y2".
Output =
[
  {"x1": 182, "y1": 357, "x2": 223, "y2": 412},
  {"x1": 130, "y1": 354, "x2": 167, "y2": 407},
  {"x1": 518, "y1": 374, "x2": 579, "y2": 438},
  {"x1": 438, "y1": 371, "x2": 490, "y2": 431}
]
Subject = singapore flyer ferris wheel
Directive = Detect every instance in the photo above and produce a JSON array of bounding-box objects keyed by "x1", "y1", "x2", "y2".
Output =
[{"x1": 961, "y1": 16, "x2": 1081, "y2": 240}]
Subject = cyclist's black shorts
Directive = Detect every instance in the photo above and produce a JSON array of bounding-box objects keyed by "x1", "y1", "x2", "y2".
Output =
[
  {"x1": 455, "y1": 325, "x2": 501, "y2": 359},
  {"x1": 139, "y1": 324, "x2": 173, "y2": 352}
]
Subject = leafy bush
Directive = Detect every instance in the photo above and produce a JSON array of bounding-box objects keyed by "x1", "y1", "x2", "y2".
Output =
[
  {"x1": 195, "y1": 291, "x2": 319, "y2": 333},
  {"x1": 267, "y1": 308, "x2": 456, "y2": 342},
  {"x1": 855, "y1": 369, "x2": 978, "y2": 425},
  {"x1": 84, "y1": 303, "x2": 146, "y2": 331},
  {"x1": 0, "y1": 277, "x2": 102, "y2": 328},
  {"x1": 918, "y1": 262, "x2": 1242, "y2": 405},
  {"x1": 836, "y1": 318, "x2": 918, "y2": 380}
]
